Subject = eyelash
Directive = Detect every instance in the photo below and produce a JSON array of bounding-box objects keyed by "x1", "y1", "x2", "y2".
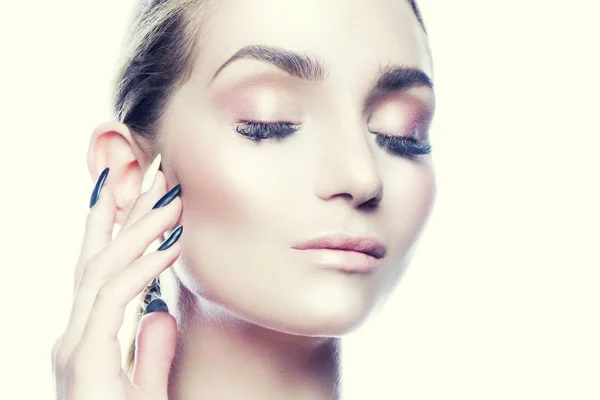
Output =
[
  {"x1": 234, "y1": 121, "x2": 300, "y2": 141},
  {"x1": 233, "y1": 121, "x2": 431, "y2": 157}
]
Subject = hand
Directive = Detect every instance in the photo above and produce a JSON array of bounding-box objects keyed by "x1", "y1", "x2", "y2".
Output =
[{"x1": 51, "y1": 166, "x2": 183, "y2": 400}]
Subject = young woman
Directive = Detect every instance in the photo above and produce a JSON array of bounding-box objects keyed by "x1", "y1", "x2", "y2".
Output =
[{"x1": 51, "y1": 0, "x2": 436, "y2": 398}]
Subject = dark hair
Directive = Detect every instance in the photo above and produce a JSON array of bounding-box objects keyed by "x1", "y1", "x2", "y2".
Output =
[
  {"x1": 114, "y1": 0, "x2": 427, "y2": 142},
  {"x1": 114, "y1": 0, "x2": 428, "y2": 377},
  {"x1": 409, "y1": 0, "x2": 427, "y2": 35}
]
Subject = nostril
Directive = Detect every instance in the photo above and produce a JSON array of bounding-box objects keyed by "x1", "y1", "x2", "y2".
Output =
[{"x1": 359, "y1": 195, "x2": 381, "y2": 210}]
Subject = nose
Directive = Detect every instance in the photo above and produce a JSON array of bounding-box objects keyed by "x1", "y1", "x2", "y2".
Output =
[{"x1": 314, "y1": 126, "x2": 384, "y2": 209}]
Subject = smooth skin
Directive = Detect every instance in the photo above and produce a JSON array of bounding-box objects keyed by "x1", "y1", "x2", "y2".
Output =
[
  {"x1": 52, "y1": 0, "x2": 434, "y2": 398},
  {"x1": 51, "y1": 153, "x2": 182, "y2": 400}
]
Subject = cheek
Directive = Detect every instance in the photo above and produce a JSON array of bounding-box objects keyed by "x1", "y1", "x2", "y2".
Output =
[
  {"x1": 371, "y1": 160, "x2": 435, "y2": 297},
  {"x1": 166, "y1": 112, "x2": 301, "y2": 281},
  {"x1": 169, "y1": 119, "x2": 272, "y2": 230},
  {"x1": 165, "y1": 117, "x2": 283, "y2": 297},
  {"x1": 382, "y1": 159, "x2": 436, "y2": 249}
]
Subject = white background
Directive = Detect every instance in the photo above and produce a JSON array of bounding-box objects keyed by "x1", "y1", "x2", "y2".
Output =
[{"x1": 0, "y1": 1, "x2": 599, "y2": 399}]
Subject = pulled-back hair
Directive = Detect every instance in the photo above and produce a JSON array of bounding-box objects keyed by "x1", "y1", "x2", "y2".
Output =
[{"x1": 114, "y1": 0, "x2": 427, "y2": 378}]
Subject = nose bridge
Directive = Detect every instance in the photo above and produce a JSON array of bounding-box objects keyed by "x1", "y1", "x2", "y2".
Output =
[{"x1": 314, "y1": 112, "x2": 384, "y2": 207}]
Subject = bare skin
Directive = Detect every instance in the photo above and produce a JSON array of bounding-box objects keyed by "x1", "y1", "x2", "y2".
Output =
[
  {"x1": 51, "y1": 0, "x2": 435, "y2": 399},
  {"x1": 51, "y1": 160, "x2": 182, "y2": 400}
]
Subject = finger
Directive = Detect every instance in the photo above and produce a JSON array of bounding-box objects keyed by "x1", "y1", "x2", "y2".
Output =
[
  {"x1": 78, "y1": 236, "x2": 182, "y2": 353},
  {"x1": 140, "y1": 153, "x2": 162, "y2": 194},
  {"x1": 74, "y1": 159, "x2": 161, "y2": 292},
  {"x1": 74, "y1": 161, "x2": 163, "y2": 292},
  {"x1": 120, "y1": 169, "x2": 167, "y2": 234},
  {"x1": 80, "y1": 196, "x2": 182, "y2": 288},
  {"x1": 57, "y1": 202, "x2": 181, "y2": 369},
  {"x1": 74, "y1": 184, "x2": 117, "y2": 293},
  {"x1": 83, "y1": 194, "x2": 182, "y2": 284},
  {"x1": 63, "y1": 164, "x2": 113, "y2": 382},
  {"x1": 119, "y1": 161, "x2": 172, "y2": 262},
  {"x1": 131, "y1": 308, "x2": 178, "y2": 394}
]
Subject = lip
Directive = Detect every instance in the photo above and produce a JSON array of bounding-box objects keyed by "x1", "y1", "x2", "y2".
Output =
[{"x1": 292, "y1": 233, "x2": 387, "y2": 273}]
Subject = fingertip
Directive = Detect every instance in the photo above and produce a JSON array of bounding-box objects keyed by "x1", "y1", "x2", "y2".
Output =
[
  {"x1": 167, "y1": 241, "x2": 182, "y2": 256},
  {"x1": 77, "y1": 184, "x2": 118, "y2": 292},
  {"x1": 144, "y1": 298, "x2": 169, "y2": 315},
  {"x1": 141, "y1": 154, "x2": 162, "y2": 193},
  {"x1": 156, "y1": 241, "x2": 182, "y2": 266},
  {"x1": 95, "y1": 184, "x2": 117, "y2": 215},
  {"x1": 101, "y1": 183, "x2": 116, "y2": 203},
  {"x1": 132, "y1": 310, "x2": 178, "y2": 388},
  {"x1": 139, "y1": 304, "x2": 177, "y2": 326},
  {"x1": 137, "y1": 309, "x2": 178, "y2": 356},
  {"x1": 139, "y1": 170, "x2": 168, "y2": 207},
  {"x1": 86, "y1": 184, "x2": 115, "y2": 223},
  {"x1": 149, "y1": 170, "x2": 167, "y2": 196},
  {"x1": 89, "y1": 167, "x2": 110, "y2": 208},
  {"x1": 157, "y1": 226, "x2": 183, "y2": 252}
]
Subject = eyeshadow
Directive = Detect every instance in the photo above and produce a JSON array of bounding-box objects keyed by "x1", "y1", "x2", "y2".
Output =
[
  {"x1": 209, "y1": 75, "x2": 304, "y2": 122},
  {"x1": 367, "y1": 92, "x2": 433, "y2": 139}
]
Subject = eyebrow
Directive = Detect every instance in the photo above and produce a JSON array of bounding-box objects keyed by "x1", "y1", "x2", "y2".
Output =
[
  {"x1": 210, "y1": 45, "x2": 433, "y2": 92},
  {"x1": 212, "y1": 45, "x2": 326, "y2": 82}
]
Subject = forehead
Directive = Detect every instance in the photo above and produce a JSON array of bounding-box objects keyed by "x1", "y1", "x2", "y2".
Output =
[{"x1": 193, "y1": 0, "x2": 431, "y2": 84}]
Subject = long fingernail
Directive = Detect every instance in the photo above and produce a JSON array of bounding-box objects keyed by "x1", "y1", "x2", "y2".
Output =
[
  {"x1": 144, "y1": 298, "x2": 169, "y2": 314},
  {"x1": 140, "y1": 153, "x2": 162, "y2": 193},
  {"x1": 89, "y1": 167, "x2": 110, "y2": 208},
  {"x1": 158, "y1": 225, "x2": 183, "y2": 251},
  {"x1": 152, "y1": 184, "x2": 181, "y2": 209}
]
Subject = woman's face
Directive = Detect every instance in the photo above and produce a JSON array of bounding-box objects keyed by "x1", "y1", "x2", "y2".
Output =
[{"x1": 162, "y1": 0, "x2": 435, "y2": 335}]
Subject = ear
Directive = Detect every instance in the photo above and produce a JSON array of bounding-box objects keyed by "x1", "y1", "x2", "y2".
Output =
[{"x1": 87, "y1": 120, "x2": 153, "y2": 225}]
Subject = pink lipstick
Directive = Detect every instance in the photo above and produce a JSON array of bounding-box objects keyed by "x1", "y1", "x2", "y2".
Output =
[{"x1": 292, "y1": 234, "x2": 386, "y2": 273}]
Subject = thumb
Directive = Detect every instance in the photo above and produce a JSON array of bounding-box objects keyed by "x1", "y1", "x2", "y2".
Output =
[{"x1": 131, "y1": 300, "x2": 178, "y2": 395}]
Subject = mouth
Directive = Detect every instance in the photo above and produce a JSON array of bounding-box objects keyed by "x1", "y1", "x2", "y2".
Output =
[
  {"x1": 292, "y1": 234, "x2": 386, "y2": 258},
  {"x1": 291, "y1": 233, "x2": 387, "y2": 273}
]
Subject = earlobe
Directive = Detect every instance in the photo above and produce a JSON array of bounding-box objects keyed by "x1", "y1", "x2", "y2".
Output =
[{"x1": 87, "y1": 120, "x2": 149, "y2": 225}]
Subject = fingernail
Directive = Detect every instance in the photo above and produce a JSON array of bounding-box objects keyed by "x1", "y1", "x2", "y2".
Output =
[
  {"x1": 158, "y1": 225, "x2": 183, "y2": 251},
  {"x1": 144, "y1": 298, "x2": 169, "y2": 314},
  {"x1": 140, "y1": 154, "x2": 162, "y2": 193},
  {"x1": 152, "y1": 184, "x2": 181, "y2": 209},
  {"x1": 89, "y1": 167, "x2": 110, "y2": 208}
]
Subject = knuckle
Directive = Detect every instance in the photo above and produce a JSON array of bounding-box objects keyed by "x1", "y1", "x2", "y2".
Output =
[
  {"x1": 80, "y1": 252, "x2": 108, "y2": 282},
  {"x1": 95, "y1": 281, "x2": 120, "y2": 304},
  {"x1": 79, "y1": 259, "x2": 98, "y2": 283}
]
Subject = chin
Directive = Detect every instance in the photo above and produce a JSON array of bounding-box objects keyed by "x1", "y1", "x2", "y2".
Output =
[
  {"x1": 174, "y1": 250, "x2": 397, "y2": 337},
  {"x1": 236, "y1": 279, "x2": 381, "y2": 337}
]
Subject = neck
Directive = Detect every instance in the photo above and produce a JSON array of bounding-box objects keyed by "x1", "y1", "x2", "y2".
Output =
[{"x1": 168, "y1": 285, "x2": 341, "y2": 400}]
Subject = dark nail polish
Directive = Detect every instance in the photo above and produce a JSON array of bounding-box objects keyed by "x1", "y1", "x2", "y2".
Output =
[
  {"x1": 152, "y1": 184, "x2": 181, "y2": 209},
  {"x1": 144, "y1": 298, "x2": 169, "y2": 315},
  {"x1": 158, "y1": 225, "x2": 183, "y2": 251},
  {"x1": 89, "y1": 167, "x2": 110, "y2": 208}
]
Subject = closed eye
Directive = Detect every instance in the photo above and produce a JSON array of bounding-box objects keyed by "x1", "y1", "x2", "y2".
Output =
[
  {"x1": 373, "y1": 133, "x2": 432, "y2": 157},
  {"x1": 233, "y1": 121, "x2": 432, "y2": 158},
  {"x1": 234, "y1": 121, "x2": 300, "y2": 141}
]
